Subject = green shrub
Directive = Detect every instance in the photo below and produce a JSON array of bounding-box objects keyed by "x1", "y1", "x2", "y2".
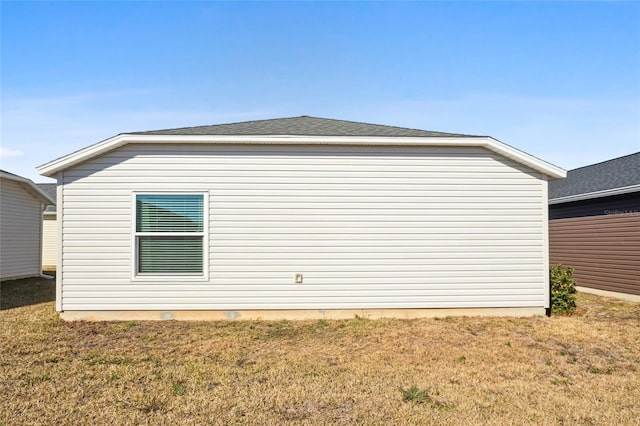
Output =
[{"x1": 550, "y1": 264, "x2": 577, "y2": 314}]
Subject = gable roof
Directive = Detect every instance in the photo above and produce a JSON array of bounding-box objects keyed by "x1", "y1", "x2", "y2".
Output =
[
  {"x1": 1, "y1": 170, "x2": 56, "y2": 205},
  {"x1": 37, "y1": 115, "x2": 566, "y2": 179},
  {"x1": 549, "y1": 152, "x2": 640, "y2": 204},
  {"x1": 132, "y1": 116, "x2": 476, "y2": 138}
]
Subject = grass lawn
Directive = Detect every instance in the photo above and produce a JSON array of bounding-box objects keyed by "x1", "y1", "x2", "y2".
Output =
[{"x1": 1, "y1": 277, "x2": 639, "y2": 425}]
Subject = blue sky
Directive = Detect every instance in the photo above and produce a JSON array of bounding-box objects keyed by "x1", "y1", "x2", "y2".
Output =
[{"x1": 2, "y1": 1, "x2": 639, "y2": 182}]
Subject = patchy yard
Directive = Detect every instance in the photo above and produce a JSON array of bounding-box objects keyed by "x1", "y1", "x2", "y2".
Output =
[{"x1": 1, "y1": 277, "x2": 639, "y2": 425}]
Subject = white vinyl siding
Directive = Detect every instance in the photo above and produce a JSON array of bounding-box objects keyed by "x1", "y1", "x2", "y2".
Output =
[
  {"x1": 0, "y1": 179, "x2": 43, "y2": 280},
  {"x1": 42, "y1": 215, "x2": 57, "y2": 269},
  {"x1": 59, "y1": 143, "x2": 547, "y2": 311}
]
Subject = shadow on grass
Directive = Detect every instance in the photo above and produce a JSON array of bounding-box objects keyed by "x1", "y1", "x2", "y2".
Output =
[{"x1": 0, "y1": 274, "x2": 56, "y2": 310}]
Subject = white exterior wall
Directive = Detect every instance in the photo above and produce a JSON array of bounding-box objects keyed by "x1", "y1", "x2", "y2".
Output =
[
  {"x1": 42, "y1": 215, "x2": 57, "y2": 270},
  {"x1": 59, "y1": 143, "x2": 548, "y2": 311},
  {"x1": 0, "y1": 179, "x2": 43, "y2": 280}
]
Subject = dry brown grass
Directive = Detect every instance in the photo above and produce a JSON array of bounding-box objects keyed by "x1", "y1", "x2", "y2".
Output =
[{"x1": 1, "y1": 277, "x2": 639, "y2": 425}]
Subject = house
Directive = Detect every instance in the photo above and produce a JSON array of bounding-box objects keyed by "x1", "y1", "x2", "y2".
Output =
[
  {"x1": 37, "y1": 116, "x2": 566, "y2": 320},
  {"x1": 549, "y1": 152, "x2": 640, "y2": 300},
  {"x1": 36, "y1": 183, "x2": 57, "y2": 272},
  {"x1": 1, "y1": 170, "x2": 55, "y2": 281}
]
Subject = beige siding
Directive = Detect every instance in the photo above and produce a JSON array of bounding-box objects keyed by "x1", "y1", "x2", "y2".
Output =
[
  {"x1": 42, "y1": 215, "x2": 57, "y2": 270},
  {"x1": 1, "y1": 179, "x2": 43, "y2": 280},
  {"x1": 60, "y1": 144, "x2": 548, "y2": 311}
]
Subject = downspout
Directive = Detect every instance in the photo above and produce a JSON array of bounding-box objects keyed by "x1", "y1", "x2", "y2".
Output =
[
  {"x1": 545, "y1": 279, "x2": 552, "y2": 317},
  {"x1": 542, "y1": 173, "x2": 552, "y2": 317}
]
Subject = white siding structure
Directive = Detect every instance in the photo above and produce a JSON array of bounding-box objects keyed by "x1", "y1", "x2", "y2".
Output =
[
  {"x1": 38, "y1": 117, "x2": 566, "y2": 320},
  {"x1": 1, "y1": 171, "x2": 55, "y2": 281}
]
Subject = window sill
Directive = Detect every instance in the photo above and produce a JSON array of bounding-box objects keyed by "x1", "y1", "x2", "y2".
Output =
[{"x1": 132, "y1": 274, "x2": 209, "y2": 282}]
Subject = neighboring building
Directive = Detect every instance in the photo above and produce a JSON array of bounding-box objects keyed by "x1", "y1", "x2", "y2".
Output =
[
  {"x1": 36, "y1": 183, "x2": 57, "y2": 271},
  {"x1": 37, "y1": 116, "x2": 566, "y2": 320},
  {"x1": 549, "y1": 152, "x2": 640, "y2": 298},
  {"x1": 1, "y1": 170, "x2": 55, "y2": 281}
]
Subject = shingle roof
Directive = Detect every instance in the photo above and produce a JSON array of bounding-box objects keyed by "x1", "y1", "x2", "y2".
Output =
[
  {"x1": 548, "y1": 152, "x2": 640, "y2": 200},
  {"x1": 38, "y1": 116, "x2": 566, "y2": 179},
  {"x1": 36, "y1": 183, "x2": 57, "y2": 212},
  {"x1": 131, "y1": 115, "x2": 479, "y2": 138}
]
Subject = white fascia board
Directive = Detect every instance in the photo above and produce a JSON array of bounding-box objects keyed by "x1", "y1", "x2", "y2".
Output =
[
  {"x1": 549, "y1": 184, "x2": 640, "y2": 205},
  {"x1": 37, "y1": 134, "x2": 566, "y2": 179},
  {"x1": 482, "y1": 138, "x2": 566, "y2": 179},
  {"x1": 37, "y1": 133, "x2": 131, "y2": 178},
  {"x1": 1, "y1": 171, "x2": 56, "y2": 205}
]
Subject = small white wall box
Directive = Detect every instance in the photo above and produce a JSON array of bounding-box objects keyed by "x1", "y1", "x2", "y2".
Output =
[{"x1": 295, "y1": 273, "x2": 303, "y2": 284}]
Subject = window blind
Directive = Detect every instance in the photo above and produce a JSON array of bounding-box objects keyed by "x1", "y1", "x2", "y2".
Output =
[
  {"x1": 138, "y1": 236, "x2": 203, "y2": 273},
  {"x1": 136, "y1": 194, "x2": 203, "y2": 232},
  {"x1": 135, "y1": 194, "x2": 204, "y2": 275}
]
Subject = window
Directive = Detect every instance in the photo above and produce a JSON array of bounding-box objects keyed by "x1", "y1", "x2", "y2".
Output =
[{"x1": 134, "y1": 194, "x2": 205, "y2": 276}]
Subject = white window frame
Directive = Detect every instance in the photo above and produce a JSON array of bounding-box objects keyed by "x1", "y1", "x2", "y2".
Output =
[{"x1": 131, "y1": 191, "x2": 209, "y2": 281}]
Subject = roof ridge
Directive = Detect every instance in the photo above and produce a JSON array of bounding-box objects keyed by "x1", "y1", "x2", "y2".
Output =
[
  {"x1": 294, "y1": 115, "x2": 482, "y2": 137},
  {"x1": 127, "y1": 115, "x2": 481, "y2": 137},
  {"x1": 126, "y1": 116, "x2": 306, "y2": 135},
  {"x1": 568, "y1": 151, "x2": 640, "y2": 172}
]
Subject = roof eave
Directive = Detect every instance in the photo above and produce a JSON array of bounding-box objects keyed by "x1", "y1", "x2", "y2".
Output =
[
  {"x1": 1, "y1": 171, "x2": 56, "y2": 205},
  {"x1": 482, "y1": 137, "x2": 566, "y2": 179},
  {"x1": 37, "y1": 134, "x2": 566, "y2": 179},
  {"x1": 549, "y1": 184, "x2": 640, "y2": 205}
]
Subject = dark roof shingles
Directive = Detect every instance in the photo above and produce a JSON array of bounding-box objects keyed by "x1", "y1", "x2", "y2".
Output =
[
  {"x1": 36, "y1": 183, "x2": 57, "y2": 211},
  {"x1": 131, "y1": 116, "x2": 478, "y2": 138},
  {"x1": 548, "y1": 152, "x2": 640, "y2": 199}
]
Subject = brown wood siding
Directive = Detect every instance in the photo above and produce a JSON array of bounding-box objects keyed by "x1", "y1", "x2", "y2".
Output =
[{"x1": 549, "y1": 214, "x2": 640, "y2": 295}]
